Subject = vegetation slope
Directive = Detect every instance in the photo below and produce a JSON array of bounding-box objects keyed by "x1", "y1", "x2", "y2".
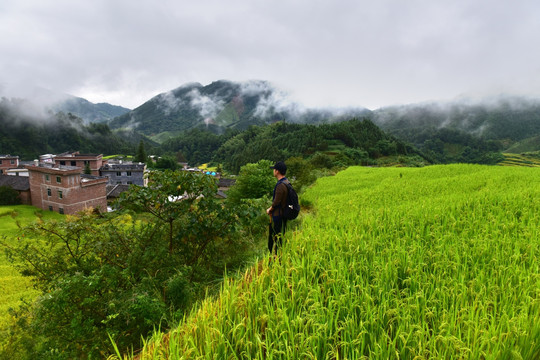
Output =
[
  {"x1": 0, "y1": 97, "x2": 152, "y2": 159},
  {"x1": 125, "y1": 164, "x2": 540, "y2": 359},
  {"x1": 0, "y1": 206, "x2": 63, "y2": 333}
]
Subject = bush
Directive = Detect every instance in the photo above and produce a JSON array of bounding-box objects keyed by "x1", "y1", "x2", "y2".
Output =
[
  {"x1": 226, "y1": 160, "x2": 275, "y2": 204},
  {"x1": 0, "y1": 186, "x2": 21, "y2": 205}
]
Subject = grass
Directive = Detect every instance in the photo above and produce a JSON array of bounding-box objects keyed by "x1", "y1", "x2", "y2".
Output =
[
  {"x1": 0, "y1": 206, "x2": 63, "y2": 331},
  {"x1": 113, "y1": 164, "x2": 540, "y2": 359}
]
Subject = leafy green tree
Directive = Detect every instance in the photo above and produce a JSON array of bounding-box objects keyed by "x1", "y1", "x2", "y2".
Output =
[
  {"x1": 0, "y1": 185, "x2": 21, "y2": 205},
  {"x1": 135, "y1": 140, "x2": 146, "y2": 163},
  {"x1": 83, "y1": 162, "x2": 91, "y2": 174},
  {"x1": 226, "y1": 160, "x2": 276, "y2": 204},
  {"x1": 155, "y1": 156, "x2": 178, "y2": 170},
  {"x1": 285, "y1": 157, "x2": 317, "y2": 192},
  {"x1": 1, "y1": 171, "x2": 249, "y2": 359}
]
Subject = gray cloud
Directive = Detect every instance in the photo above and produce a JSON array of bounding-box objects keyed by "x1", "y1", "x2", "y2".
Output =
[{"x1": 1, "y1": 0, "x2": 540, "y2": 110}]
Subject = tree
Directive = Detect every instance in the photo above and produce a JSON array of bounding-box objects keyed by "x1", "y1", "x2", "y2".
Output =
[
  {"x1": 135, "y1": 140, "x2": 146, "y2": 163},
  {"x1": 83, "y1": 162, "x2": 91, "y2": 174},
  {"x1": 226, "y1": 160, "x2": 276, "y2": 204},
  {"x1": 1, "y1": 171, "x2": 248, "y2": 359},
  {"x1": 0, "y1": 186, "x2": 21, "y2": 205},
  {"x1": 155, "y1": 156, "x2": 178, "y2": 170}
]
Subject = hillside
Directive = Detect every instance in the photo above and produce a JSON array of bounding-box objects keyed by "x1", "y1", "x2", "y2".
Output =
[
  {"x1": 109, "y1": 80, "x2": 370, "y2": 138},
  {"x1": 0, "y1": 97, "x2": 144, "y2": 159},
  {"x1": 52, "y1": 96, "x2": 131, "y2": 123},
  {"x1": 371, "y1": 96, "x2": 540, "y2": 161},
  {"x1": 160, "y1": 119, "x2": 427, "y2": 173},
  {"x1": 126, "y1": 165, "x2": 540, "y2": 359}
]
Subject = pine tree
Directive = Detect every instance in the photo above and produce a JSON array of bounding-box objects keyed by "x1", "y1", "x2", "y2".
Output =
[{"x1": 136, "y1": 140, "x2": 146, "y2": 163}]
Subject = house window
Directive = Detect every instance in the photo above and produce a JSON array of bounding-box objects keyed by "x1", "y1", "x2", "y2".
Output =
[
  {"x1": 127, "y1": 181, "x2": 132, "y2": 185},
  {"x1": 58, "y1": 190, "x2": 63, "y2": 199},
  {"x1": 59, "y1": 208, "x2": 64, "y2": 214},
  {"x1": 127, "y1": 171, "x2": 132, "y2": 177},
  {"x1": 0, "y1": 160, "x2": 2, "y2": 164},
  {"x1": 60, "y1": 161, "x2": 66, "y2": 166},
  {"x1": 71, "y1": 161, "x2": 76, "y2": 166},
  {"x1": 45, "y1": 174, "x2": 50, "y2": 181},
  {"x1": 116, "y1": 172, "x2": 122, "y2": 176},
  {"x1": 56, "y1": 176, "x2": 61, "y2": 183},
  {"x1": 48, "y1": 205, "x2": 53, "y2": 211},
  {"x1": 47, "y1": 188, "x2": 51, "y2": 196},
  {"x1": 10, "y1": 160, "x2": 15, "y2": 165}
]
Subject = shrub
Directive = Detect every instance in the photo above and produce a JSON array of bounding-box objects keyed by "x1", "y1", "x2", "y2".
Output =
[{"x1": 0, "y1": 185, "x2": 21, "y2": 205}]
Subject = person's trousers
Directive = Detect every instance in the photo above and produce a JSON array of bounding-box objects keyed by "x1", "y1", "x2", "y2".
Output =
[{"x1": 268, "y1": 216, "x2": 287, "y2": 254}]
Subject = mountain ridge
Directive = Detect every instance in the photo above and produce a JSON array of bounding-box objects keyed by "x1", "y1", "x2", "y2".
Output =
[{"x1": 108, "y1": 80, "x2": 371, "y2": 137}]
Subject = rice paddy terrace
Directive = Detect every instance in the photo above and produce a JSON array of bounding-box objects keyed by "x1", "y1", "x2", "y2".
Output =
[{"x1": 122, "y1": 164, "x2": 539, "y2": 360}]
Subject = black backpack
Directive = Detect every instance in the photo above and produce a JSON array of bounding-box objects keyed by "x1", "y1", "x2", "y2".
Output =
[{"x1": 283, "y1": 182, "x2": 300, "y2": 220}]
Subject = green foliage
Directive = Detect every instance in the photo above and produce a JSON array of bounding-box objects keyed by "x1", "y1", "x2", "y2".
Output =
[
  {"x1": 284, "y1": 157, "x2": 317, "y2": 192},
  {"x1": 0, "y1": 186, "x2": 21, "y2": 205},
  {"x1": 160, "y1": 128, "x2": 230, "y2": 166},
  {"x1": 0, "y1": 98, "x2": 140, "y2": 159},
  {"x1": 211, "y1": 119, "x2": 419, "y2": 173},
  {"x1": 154, "y1": 156, "x2": 178, "y2": 170},
  {"x1": 226, "y1": 160, "x2": 275, "y2": 204},
  {"x1": 83, "y1": 162, "x2": 91, "y2": 175},
  {"x1": 135, "y1": 140, "x2": 147, "y2": 163},
  {"x1": 0, "y1": 171, "x2": 261, "y2": 359}
]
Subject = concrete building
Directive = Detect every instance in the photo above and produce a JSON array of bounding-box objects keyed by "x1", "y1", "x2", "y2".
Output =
[
  {"x1": 26, "y1": 162, "x2": 107, "y2": 215},
  {"x1": 0, "y1": 155, "x2": 20, "y2": 175},
  {"x1": 100, "y1": 162, "x2": 147, "y2": 186},
  {"x1": 54, "y1": 152, "x2": 104, "y2": 176}
]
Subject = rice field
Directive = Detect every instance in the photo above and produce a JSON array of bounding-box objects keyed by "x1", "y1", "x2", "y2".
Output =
[
  {"x1": 499, "y1": 153, "x2": 540, "y2": 167},
  {"x1": 111, "y1": 165, "x2": 539, "y2": 358}
]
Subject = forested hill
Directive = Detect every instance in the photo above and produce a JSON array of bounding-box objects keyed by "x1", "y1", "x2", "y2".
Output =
[
  {"x1": 371, "y1": 96, "x2": 540, "y2": 162},
  {"x1": 52, "y1": 96, "x2": 131, "y2": 123},
  {"x1": 160, "y1": 118, "x2": 426, "y2": 173},
  {"x1": 0, "y1": 98, "x2": 142, "y2": 159},
  {"x1": 108, "y1": 80, "x2": 370, "y2": 138}
]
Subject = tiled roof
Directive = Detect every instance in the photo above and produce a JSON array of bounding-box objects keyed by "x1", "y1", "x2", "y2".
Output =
[
  {"x1": 0, "y1": 175, "x2": 30, "y2": 191},
  {"x1": 101, "y1": 163, "x2": 146, "y2": 171},
  {"x1": 106, "y1": 184, "x2": 132, "y2": 198},
  {"x1": 218, "y1": 178, "x2": 236, "y2": 187}
]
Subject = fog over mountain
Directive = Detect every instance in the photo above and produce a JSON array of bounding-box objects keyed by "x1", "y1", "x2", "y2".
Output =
[
  {"x1": 109, "y1": 80, "x2": 371, "y2": 136},
  {"x1": 0, "y1": 86, "x2": 130, "y2": 124}
]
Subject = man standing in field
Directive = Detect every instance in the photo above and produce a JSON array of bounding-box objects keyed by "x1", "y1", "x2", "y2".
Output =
[{"x1": 266, "y1": 161, "x2": 289, "y2": 254}]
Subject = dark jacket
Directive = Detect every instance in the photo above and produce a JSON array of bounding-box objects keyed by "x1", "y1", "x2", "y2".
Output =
[{"x1": 270, "y1": 178, "x2": 289, "y2": 217}]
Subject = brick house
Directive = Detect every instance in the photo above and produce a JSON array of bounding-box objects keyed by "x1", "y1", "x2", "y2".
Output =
[
  {"x1": 100, "y1": 162, "x2": 147, "y2": 186},
  {"x1": 54, "y1": 152, "x2": 104, "y2": 176},
  {"x1": 26, "y1": 162, "x2": 107, "y2": 215},
  {"x1": 0, "y1": 175, "x2": 31, "y2": 204},
  {"x1": 0, "y1": 155, "x2": 20, "y2": 175}
]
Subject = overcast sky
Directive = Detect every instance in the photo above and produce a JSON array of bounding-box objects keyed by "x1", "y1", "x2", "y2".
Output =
[{"x1": 1, "y1": 0, "x2": 539, "y2": 110}]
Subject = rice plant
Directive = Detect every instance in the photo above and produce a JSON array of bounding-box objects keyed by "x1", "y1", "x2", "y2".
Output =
[{"x1": 115, "y1": 164, "x2": 540, "y2": 359}]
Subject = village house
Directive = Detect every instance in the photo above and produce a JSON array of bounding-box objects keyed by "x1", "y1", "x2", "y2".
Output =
[
  {"x1": 54, "y1": 152, "x2": 104, "y2": 176},
  {"x1": 100, "y1": 161, "x2": 147, "y2": 186},
  {"x1": 0, "y1": 155, "x2": 20, "y2": 175},
  {"x1": 26, "y1": 161, "x2": 108, "y2": 215}
]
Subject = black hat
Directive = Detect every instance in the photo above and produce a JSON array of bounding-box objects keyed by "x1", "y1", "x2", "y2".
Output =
[{"x1": 270, "y1": 161, "x2": 287, "y2": 175}]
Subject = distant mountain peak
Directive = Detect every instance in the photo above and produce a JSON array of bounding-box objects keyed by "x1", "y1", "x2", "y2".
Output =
[{"x1": 109, "y1": 80, "x2": 370, "y2": 139}]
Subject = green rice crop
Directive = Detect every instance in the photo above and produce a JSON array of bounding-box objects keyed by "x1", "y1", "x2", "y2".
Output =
[
  {"x1": 499, "y1": 153, "x2": 540, "y2": 167},
  {"x1": 111, "y1": 164, "x2": 537, "y2": 359}
]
